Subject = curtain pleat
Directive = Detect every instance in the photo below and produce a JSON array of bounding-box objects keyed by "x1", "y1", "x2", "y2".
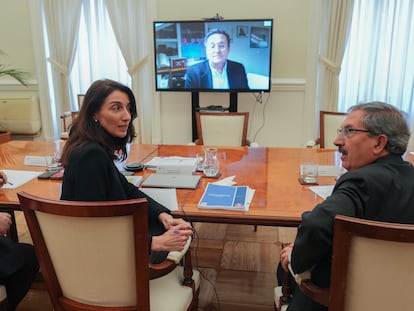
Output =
[
  {"x1": 106, "y1": 0, "x2": 155, "y2": 144},
  {"x1": 319, "y1": 0, "x2": 354, "y2": 112},
  {"x1": 42, "y1": 0, "x2": 82, "y2": 123}
]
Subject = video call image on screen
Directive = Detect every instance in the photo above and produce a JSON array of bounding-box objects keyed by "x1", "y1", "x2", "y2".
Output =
[{"x1": 153, "y1": 19, "x2": 273, "y2": 92}]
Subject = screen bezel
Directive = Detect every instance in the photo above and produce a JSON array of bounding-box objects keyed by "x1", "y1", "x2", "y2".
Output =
[{"x1": 153, "y1": 18, "x2": 274, "y2": 93}]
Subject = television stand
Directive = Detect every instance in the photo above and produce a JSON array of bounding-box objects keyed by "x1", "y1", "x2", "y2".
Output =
[{"x1": 191, "y1": 91, "x2": 238, "y2": 141}]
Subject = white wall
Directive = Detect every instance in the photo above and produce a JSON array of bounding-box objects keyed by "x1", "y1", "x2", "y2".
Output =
[
  {"x1": 158, "y1": 79, "x2": 308, "y2": 147},
  {"x1": 0, "y1": 0, "x2": 323, "y2": 147}
]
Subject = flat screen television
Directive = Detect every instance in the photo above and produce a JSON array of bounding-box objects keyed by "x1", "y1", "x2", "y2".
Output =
[{"x1": 153, "y1": 19, "x2": 273, "y2": 93}]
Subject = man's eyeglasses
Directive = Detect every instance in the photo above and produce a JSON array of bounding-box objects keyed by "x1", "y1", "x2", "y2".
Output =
[{"x1": 337, "y1": 127, "x2": 371, "y2": 139}]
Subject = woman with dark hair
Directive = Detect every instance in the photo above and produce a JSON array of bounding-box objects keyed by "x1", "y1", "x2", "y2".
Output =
[{"x1": 60, "y1": 79, "x2": 192, "y2": 263}]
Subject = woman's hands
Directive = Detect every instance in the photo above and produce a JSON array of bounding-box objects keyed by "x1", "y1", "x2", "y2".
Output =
[
  {"x1": 151, "y1": 223, "x2": 193, "y2": 252},
  {"x1": 152, "y1": 212, "x2": 193, "y2": 252},
  {"x1": 158, "y1": 212, "x2": 191, "y2": 230}
]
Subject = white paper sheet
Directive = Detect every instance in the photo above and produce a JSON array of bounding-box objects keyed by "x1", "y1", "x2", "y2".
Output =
[
  {"x1": 308, "y1": 185, "x2": 335, "y2": 200},
  {"x1": 139, "y1": 187, "x2": 178, "y2": 211},
  {"x1": 23, "y1": 155, "x2": 52, "y2": 167},
  {"x1": 212, "y1": 175, "x2": 237, "y2": 186},
  {"x1": 2, "y1": 169, "x2": 42, "y2": 189},
  {"x1": 125, "y1": 176, "x2": 143, "y2": 186}
]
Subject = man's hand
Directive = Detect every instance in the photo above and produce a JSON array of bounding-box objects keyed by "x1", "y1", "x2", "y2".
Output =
[
  {"x1": 0, "y1": 212, "x2": 12, "y2": 235},
  {"x1": 280, "y1": 243, "x2": 293, "y2": 272},
  {"x1": 0, "y1": 171, "x2": 7, "y2": 188}
]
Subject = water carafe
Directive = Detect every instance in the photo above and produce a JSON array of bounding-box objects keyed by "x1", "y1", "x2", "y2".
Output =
[{"x1": 203, "y1": 147, "x2": 220, "y2": 177}]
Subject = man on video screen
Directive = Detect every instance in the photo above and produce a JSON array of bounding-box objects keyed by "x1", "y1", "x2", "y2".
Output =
[{"x1": 185, "y1": 29, "x2": 249, "y2": 90}]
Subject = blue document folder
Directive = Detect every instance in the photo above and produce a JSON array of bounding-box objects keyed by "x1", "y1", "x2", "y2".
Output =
[{"x1": 198, "y1": 183, "x2": 253, "y2": 211}]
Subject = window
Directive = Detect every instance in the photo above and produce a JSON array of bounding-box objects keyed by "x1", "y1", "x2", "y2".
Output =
[{"x1": 339, "y1": 0, "x2": 414, "y2": 121}]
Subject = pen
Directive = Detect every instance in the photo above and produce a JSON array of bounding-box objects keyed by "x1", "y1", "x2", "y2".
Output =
[{"x1": 0, "y1": 178, "x2": 13, "y2": 186}]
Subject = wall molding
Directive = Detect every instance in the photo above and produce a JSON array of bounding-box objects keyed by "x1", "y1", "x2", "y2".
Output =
[
  {"x1": 271, "y1": 78, "x2": 306, "y2": 92},
  {"x1": 0, "y1": 79, "x2": 38, "y2": 92}
]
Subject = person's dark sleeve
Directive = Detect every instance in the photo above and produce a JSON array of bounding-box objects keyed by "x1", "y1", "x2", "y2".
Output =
[
  {"x1": 61, "y1": 147, "x2": 113, "y2": 201},
  {"x1": 122, "y1": 177, "x2": 170, "y2": 216},
  {"x1": 240, "y1": 65, "x2": 249, "y2": 89},
  {"x1": 290, "y1": 177, "x2": 368, "y2": 274},
  {"x1": 184, "y1": 66, "x2": 195, "y2": 88},
  {"x1": 120, "y1": 174, "x2": 171, "y2": 252}
]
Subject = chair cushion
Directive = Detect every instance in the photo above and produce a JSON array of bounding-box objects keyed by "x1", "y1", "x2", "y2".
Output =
[{"x1": 150, "y1": 266, "x2": 200, "y2": 311}]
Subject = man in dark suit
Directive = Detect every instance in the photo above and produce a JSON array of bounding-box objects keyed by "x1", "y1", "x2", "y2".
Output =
[
  {"x1": 0, "y1": 171, "x2": 39, "y2": 310},
  {"x1": 277, "y1": 102, "x2": 414, "y2": 311},
  {"x1": 185, "y1": 29, "x2": 249, "y2": 90}
]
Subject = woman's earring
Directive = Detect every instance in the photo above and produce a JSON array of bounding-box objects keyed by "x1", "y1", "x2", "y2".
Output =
[{"x1": 94, "y1": 119, "x2": 98, "y2": 122}]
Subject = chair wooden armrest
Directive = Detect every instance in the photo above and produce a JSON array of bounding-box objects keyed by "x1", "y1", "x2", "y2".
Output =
[
  {"x1": 149, "y1": 260, "x2": 178, "y2": 280},
  {"x1": 288, "y1": 263, "x2": 329, "y2": 307},
  {"x1": 278, "y1": 264, "x2": 329, "y2": 308},
  {"x1": 149, "y1": 237, "x2": 195, "y2": 289},
  {"x1": 298, "y1": 280, "x2": 329, "y2": 307}
]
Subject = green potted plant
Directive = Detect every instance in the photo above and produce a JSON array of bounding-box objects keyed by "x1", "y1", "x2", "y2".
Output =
[
  {"x1": 0, "y1": 49, "x2": 28, "y2": 141},
  {"x1": 0, "y1": 49, "x2": 28, "y2": 86}
]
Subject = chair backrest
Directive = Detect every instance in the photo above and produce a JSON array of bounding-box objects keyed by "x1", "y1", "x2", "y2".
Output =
[
  {"x1": 319, "y1": 111, "x2": 346, "y2": 148},
  {"x1": 17, "y1": 191, "x2": 150, "y2": 310},
  {"x1": 329, "y1": 215, "x2": 414, "y2": 310},
  {"x1": 195, "y1": 111, "x2": 249, "y2": 146},
  {"x1": 0, "y1": 130, "x2": 12, "y2": 144}
]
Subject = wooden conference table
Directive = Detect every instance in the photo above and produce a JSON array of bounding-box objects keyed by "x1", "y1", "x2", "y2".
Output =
[{"x1": 0, "y1": 140, "x2": 349, "y2": 229}]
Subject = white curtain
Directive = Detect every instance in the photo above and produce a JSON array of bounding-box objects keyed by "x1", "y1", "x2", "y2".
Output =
[
  {"x1": 338, "y1": 0, "x2": 414, "y2": 149},
  {"x1": 42, "y1": 0, "x2": 82, "y2": 119},
  {"x1": 318, "y1": 0, "x2": 354, "y2": 112},
  {"x1": 105, "y1": 0, "x2": 155, "y2": 144},
  {"x1": 70, "y1": 0, "x2": 131, "y2": 109}
]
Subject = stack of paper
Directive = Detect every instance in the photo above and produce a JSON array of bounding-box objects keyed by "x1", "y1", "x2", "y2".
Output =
[
  {"x1": 144, "y1": 157, "x2": 197, "y2": 175},
  {"x1": 198, "y1": 183, "x2": 255, "y2": 211}
]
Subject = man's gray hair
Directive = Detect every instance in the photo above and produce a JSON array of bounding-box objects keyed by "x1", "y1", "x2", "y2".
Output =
[{"x1": 348, "y1": 101, "x2": 410, "y2": 154}]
